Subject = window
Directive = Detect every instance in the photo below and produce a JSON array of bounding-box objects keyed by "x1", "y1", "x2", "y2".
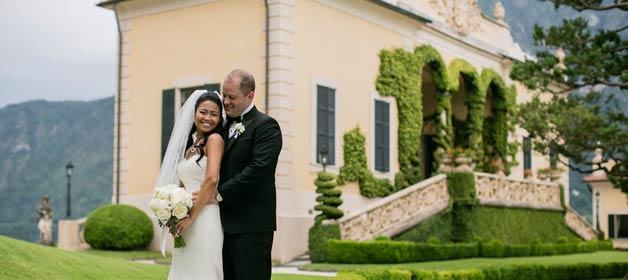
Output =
[
  {"x1": 374, "y1": 100, "x2": 390, "y2": 172},
  {"x1": 162, "y1": 83, "x2": 220, "y2": 159},
  {"x1": 523, "y1": 137, "x2": 532, "y2": 170},
  {"x1": 608, "y1": 214, "x2": 628, "y2": 239},
  {"x1": 549, "y1": 143, "x2": 558, "y2": 169},
  {"x1": 316, "y1": 85, "x2": 335, "y2": 165}
]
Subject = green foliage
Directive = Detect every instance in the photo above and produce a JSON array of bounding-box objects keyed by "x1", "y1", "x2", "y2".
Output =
[
  {"x1": 326, "y1": 240, "x2": 479, "y2": 264},
  {"x1": 324, "y1": 238, "x2": 613, "y2": 264},
  {"x1": 516, "y1": 94, "x2": 628, "y2": 194},
  {"x1": 314, "y1": 172, "x2": 344, "y2": 224},
  {"x1": 394, "y1": 205, "x2": 581, "y2": 244},
  {"x1": 480, "y1": 239, "x2": 506, "y2": 257},
  {"x1": 84, "y1": 204, "x2": 153, "y2": 250},
  {"x1": 337, "y1": 127, "x2": 394, "y2": 197},
  {"x1": 509, "y1": 2, "x2": 628, "y2": 195},
  {"x1": 308, "y1": 224, "x2": 340, "y2": 263},
  {"x1": 448, "y1": 59, "x2": 485, "y2": 163},
  {"x1": 376, "y1": 48, "x2": 423, "y2": 188},
  {"x1": 479, "y1": 69, "x2": 518, "y2": 174},
  {"x1": 337, "y1": 128, "x2": 368, "y2": 186}
]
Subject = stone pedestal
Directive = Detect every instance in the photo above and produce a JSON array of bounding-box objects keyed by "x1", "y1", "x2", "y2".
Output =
[{"x1": 58, "y1": 218, "x2": 90, "y2": 250}]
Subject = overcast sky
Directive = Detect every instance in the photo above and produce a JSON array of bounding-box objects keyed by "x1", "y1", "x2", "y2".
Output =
[{"x1": 0, "y1": 0, "x2": 117, "y2": 109}]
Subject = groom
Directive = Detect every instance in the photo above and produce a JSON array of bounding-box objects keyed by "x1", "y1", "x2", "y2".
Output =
[{"x1": 217, "y1": 69, "x2": 282, "y2": 280}]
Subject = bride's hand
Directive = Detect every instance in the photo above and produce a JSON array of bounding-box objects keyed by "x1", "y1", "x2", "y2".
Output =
[{"x1": 175, "y1": 217, "x2": 193, "y2": 235}]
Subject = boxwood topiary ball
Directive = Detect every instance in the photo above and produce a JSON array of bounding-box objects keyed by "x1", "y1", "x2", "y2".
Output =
[{"x1": 84, "y1": 204, "x2": 153, "y2": 250}]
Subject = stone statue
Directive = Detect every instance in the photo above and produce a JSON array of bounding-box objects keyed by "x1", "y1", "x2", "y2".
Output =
[
  {"x1": 493, "y1": 2, "x2": 505, "y2": 22},
  {"x1": 37, "y1": 195, "x2": 53, "y2": 246}
]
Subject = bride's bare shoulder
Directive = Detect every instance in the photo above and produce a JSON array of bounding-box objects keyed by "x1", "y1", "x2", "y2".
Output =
[{"x1": 206, "y1": 133, "x2": 224, "y2": 146}]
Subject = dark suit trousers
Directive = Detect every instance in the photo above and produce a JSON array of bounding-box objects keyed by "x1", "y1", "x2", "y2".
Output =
[{"x1": 223, "y1": 231, "x2": 274, "y2": 280}]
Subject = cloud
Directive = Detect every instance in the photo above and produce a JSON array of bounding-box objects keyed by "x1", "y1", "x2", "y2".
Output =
[{"x1": 0, "y1": 0, "x2": 117, "y2": 108}]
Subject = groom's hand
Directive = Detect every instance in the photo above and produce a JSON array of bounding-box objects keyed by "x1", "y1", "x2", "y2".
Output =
[{"x1": 191, "y1": 191, "x2": 199, "y2": 204}]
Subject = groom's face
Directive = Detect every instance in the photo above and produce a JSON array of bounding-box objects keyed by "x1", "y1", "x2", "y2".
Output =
[{"x1": 223, "y1": 77, "x2": 254, "y2": 118}]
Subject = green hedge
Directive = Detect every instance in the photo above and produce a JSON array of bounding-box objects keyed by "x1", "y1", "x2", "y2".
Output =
[
  {"x1": 308, "y1": 224, "x2": 340, "y2": 263},
  {"x1": 326, "y1": 240, "x2": 478, "y2": 264},
  {"x1": 325, "y1": 239, "x2": 612, "y2": 263},
  {"x1": 83, "y1": 204, "x2": 153, "y2": 250},
  {"x1": 333, "y1": 262, "x2": 628, "y2": 280},
  {"x1": 394, "y1": 205, "x2": 581, "y2": 244}
]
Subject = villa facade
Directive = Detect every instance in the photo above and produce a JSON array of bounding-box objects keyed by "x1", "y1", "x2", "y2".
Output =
[{"x1": 97, "y1": 0, "x2": 571, "y2": 262}]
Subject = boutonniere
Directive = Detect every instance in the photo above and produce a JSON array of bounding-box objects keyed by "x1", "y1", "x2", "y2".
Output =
[{"x1": 234, "y1": 122, "x2": 246, "y2": 136}]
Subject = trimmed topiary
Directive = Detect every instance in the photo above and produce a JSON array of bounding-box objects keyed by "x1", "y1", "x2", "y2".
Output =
[
  {"x1": 84, "y1": 204, "x2": 153, "y2": 250},
  {"x1": 314, "y1": 172, "x2": 344, "y2": 224}
]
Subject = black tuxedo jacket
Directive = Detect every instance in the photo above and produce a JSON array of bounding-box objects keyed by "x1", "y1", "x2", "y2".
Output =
[{"x1": 218, "y1": 106, "x2": 282, "y2": 234}]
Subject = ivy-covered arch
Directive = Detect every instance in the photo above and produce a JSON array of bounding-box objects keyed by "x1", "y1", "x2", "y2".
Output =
[
  {"x1": 447, "y1": 59, "x2": 484, "y2": 162},
  {"x1": 414, "y1": 45, "x2": 451, "y2": 154},
  {"x1": 479, "y1": 69, "x2": 510, "y2": 172}
]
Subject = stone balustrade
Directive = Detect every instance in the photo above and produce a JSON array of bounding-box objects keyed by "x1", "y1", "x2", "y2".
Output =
[
  {"x1": 565, "y1": 207, "x2": 598, "y2": 240},
  {"x1": 475, "y1": 172, "x2": 563, "y2": 210},
  {"x1": 337, "y1": 174, "x2": 449, "y2": 241}
]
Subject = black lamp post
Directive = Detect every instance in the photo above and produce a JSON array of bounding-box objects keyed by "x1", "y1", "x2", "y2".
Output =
[
  {"x1": 595, "y1": 190, "x2": 601, "y2": 232},
  {"x1": 319, "y1": 146, "x2": 328, "y2": 173},
  {"x1": 65, "y1": 161, "x2": 74, "y2": 218}
]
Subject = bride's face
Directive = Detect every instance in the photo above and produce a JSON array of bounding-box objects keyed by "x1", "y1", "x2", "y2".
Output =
[{"x1": 194, "y1": 100, "x2": 221, "y2": 134}]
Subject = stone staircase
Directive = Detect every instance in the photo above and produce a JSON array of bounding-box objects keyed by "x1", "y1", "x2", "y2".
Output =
[{"x1": 335, "y1": 172, "x2": 597, "y2": 241}]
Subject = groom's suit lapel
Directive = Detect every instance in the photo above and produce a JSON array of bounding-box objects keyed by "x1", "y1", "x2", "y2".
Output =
[{"x1": 224, "y1": 107, "x2": 258, "y2": 156}]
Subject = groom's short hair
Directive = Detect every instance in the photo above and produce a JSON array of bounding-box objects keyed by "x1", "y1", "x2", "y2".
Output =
[{"x1": 226, "y1": 69, "x2": 255, "y2": 96}]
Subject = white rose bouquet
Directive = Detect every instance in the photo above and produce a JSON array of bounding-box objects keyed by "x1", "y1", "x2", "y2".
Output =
[{"x1": 148, "y1": 184, "x2": 193, "y2": 248}]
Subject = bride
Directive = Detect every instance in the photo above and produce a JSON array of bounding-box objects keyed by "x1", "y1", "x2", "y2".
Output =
[{"x1": 154, "y1": 90, "x2": 225, "y2": 279}]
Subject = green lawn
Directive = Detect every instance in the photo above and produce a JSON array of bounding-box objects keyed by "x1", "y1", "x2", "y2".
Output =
[
  {"x1": 302, "y1": 251, "x2": 628, "y2": 272},
  {"x1": 0, "y1": 235, "x2": 168, "y2": 279},
  {"x1": 272, "y1": 275, "x2": 330, "y2": 280},
  {"x1": 0, "y1": 235, "x2": 330, "y2": 280},
  {"x1": 78, "y1": 248, "x2": 168, "y2": 260}
]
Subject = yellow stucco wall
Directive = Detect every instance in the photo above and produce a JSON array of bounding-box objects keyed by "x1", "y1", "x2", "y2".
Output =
[
  {"x1": 124, "y1": 0, "x2": 265, "y2": 195},
  {"x1": 290, "y1": 0, "x2": 419, "y2": 193},
  {"x1": 595, "y1": 185, "x2": 628, "y2": 239}
]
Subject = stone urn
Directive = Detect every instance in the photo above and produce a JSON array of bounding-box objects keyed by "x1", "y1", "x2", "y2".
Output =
[
  {"x1": 454, "y1": 155, "x2": 473, "y2": 172},
  {"x1": 439, "y1": 154, "x2": 454, "y2": 172},
  {"x1": 537, "y1": 172, "x2": 549, "y2": 181},
  {"x1": 550, "y1": 169, "x2": 563, "y2": 181}
]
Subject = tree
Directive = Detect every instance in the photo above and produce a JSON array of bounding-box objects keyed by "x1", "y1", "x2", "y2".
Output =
[{"x1": 510, "y1": 0, "x2": 628, "y2": 194}]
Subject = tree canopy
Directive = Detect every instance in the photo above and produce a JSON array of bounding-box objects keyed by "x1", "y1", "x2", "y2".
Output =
[{"x1": 510, "y1": 0, "x2": 628, "y2": 194}]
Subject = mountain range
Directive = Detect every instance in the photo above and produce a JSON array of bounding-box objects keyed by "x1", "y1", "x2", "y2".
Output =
[{"x1": 1, "y1": 0, "x2": 625, "y2": 242}]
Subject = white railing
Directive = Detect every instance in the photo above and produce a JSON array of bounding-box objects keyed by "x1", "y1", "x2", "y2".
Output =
[
  {"x1": 565, "y1": 207, "x2": 598, "y2": 240},
  {"x1": 336, "y1": 174, "x2": 449, "y2": 241}
]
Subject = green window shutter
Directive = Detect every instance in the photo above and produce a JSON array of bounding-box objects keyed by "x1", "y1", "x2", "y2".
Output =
[
  {"x1": 375, "y1": 100, "x2": 390, "y2": 172},
  {"x1": 204, "y1": 83, "x2": 221, "y2": 94},
  {"x1": 608, "y1": 214, "x2": 615, "y2": 239},
  {"x1": 162, "y1": 88, "x2": 175, "y2": 160},
  {"x1": 317, "y1": 85, "x2": 335, "y2": 165}
]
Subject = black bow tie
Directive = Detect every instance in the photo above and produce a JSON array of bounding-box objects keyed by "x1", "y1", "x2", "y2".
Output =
[{"x1": 226, "y1": 115, "x2": 242, "y2": 124}]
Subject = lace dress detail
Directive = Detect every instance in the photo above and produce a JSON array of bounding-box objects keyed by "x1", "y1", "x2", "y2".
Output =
[{"x1": 168, "y1": 155, "x2": 223, "y2": 280}]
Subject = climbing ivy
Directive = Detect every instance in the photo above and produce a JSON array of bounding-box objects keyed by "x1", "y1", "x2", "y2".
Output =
[
  {"x1": 448, "y1": 59, "x2": 485, "y2": 165},
  {"x1": 375, "y1": 48, "x2": 423, "y2": 189},
  {"x1": 337, "y1": 127, "x2": 393, "y2": 197},
  {"x1": 479, "y1": 69, "x2": 511, "y2": 173},
  {"x1": 337, "y1": 45, "x2": 519, "y2": 198}
]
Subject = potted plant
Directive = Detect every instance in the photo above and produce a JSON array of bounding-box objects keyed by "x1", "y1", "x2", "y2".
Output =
[
  {"x1": 523, "y1": 168, "x2": 533, "y2": 179},
  {"x1": 537, "y1": 167, "x2": 551, "y2": 180},
  {"x1": 549, "y1": 167, "x2": 564, "y2": 181}
]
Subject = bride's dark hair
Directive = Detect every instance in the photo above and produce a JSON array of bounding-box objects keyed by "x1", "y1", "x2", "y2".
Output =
[{"x1": 186, "y1": 91, "x2": 224, "y2": 164}]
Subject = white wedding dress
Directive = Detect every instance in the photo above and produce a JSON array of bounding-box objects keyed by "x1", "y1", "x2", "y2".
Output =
[{"x1": 168, "y1": 154, "x2": 223, "y2": 280}]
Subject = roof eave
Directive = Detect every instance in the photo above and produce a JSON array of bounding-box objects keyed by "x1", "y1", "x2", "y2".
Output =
[{"x1": 365, "y1": 0, "x2": 433, "y2": 23}]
